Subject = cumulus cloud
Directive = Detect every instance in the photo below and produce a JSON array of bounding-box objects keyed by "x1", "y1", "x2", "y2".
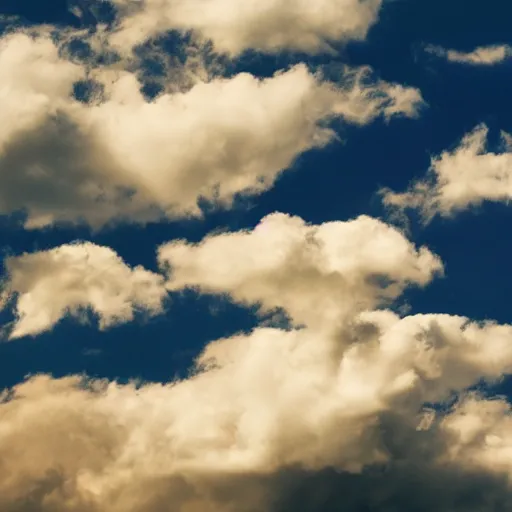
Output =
[
  {"x1": 441, "y1": 395, "x2": 512, "y2": 474},
  {"x1": 425, "y1": 43, "x2": 511, "y2": 65},
  {"x1": 87, "y1": 65, "x2": 423, "y2": 219},
  {"x1": 381, "y1": 124, "x2": 512, "y2": 221},
  {"x1": 1, "y1": 242, "x2": 166, "y2": 338},
  {"x1": 3, "y1": 4, "x2": 512, "y2": 510},
  {"x1": 1, "y1": 210, "x2": 512, "y2": 509},
  {"x1": 0, "y1": 31, "x2": 84, "y2": 151},
  {"x1": 2, "y1": 309, "x2": 512, "y2": 511},
  {"x1": 110, "y1": 0, "x2": 383, "y2": 55},
  {"x1": 158, "y1": 212, "x2": 442, "y2": 328},
  {"x1": 0, "y1": 32, "x2": 423, "y2": 229}
]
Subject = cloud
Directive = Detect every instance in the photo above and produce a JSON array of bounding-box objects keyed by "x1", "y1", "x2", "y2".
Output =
[
  {"x1": 0, "y1": 32, "x2": 423, "y2": 229},
  {"x1": 4, "y1": 7, "x2": 512, "y2": 511},
  {"x1": 87, "y1": 65, "x2": 423, "y2": 219},
  {"x1": 0, "y1": 31, "x2": 84, "y2": 152},
  {"x1": 1, "y1": 210, "x2": 442, "y2": 339},
  {"x1": 158, "y1": 212, "x2": 442, "y2": 328},
  {"x1": 425, "y1": 43, "x2": 511, "y2": 65},
  {"x1": 110, "y1": 0, "x2": 383, "y2": 55},
  {"x1": 441, "y1": 394, "x2": 512, "y2": 476},
  {"x1": 2, "y1": 309, "x2": 512, "y2": 510},
  {"x1": 1, "y1": 209, "x2": 511, "y2": 510},
  {"x1": 381, "y1": 124, "x2": 512, "y2": 221},
  {"x1": 1, "y1": 242, "x2": 166, "y2": 338}
]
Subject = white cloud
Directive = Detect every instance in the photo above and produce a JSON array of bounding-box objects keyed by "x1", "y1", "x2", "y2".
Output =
[
  {"x1": 426, "y1": 44, "x2": 511, "y2": 65},
  {"x1": 1, "y1": 242, "x2": 166, "y2": 338},
  {"x1": 0, "y1": 208, "x2": 511, "y2": 510},
  {"x1": 87, "y1": 65, "x2": 423, "y2": 219},
  {"x1": 441, "y1": 395, "x2": 512, "y2": 478},
  {"x1": 382, "y1": 124, "x2": 512, "y2": 220},
  {"x1": 159, "y1": 212, "x2": 442, "y2": 328},
  {"x1": 2, "y1": 309, "x2": 512, "y2": 510},
  {"x1": 0, "y1": 32, "x2": 423, "y2": 229},
  {"x1": 110, "y1": 0, "x2": 383, "y2": 55},
  {"x1": 1, "y1": 210, "x2": 442, "y2": 339},
  {"x1": 4, "y1": 10, "x2": 512, "y2": 511}
]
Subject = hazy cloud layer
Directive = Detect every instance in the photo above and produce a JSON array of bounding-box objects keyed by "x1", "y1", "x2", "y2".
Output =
[
  {"x1": 0, "y1": 32, "x2": 423, "y2": 229},
  {"x1": 382, "y1": 124, "x2": 512, "y2": 220},
  {"x1": 110, "y1": 0, "x2": 383, "y2": 55},
  {"x1": 425, "y1": 44, "x2": 511, "y2": 65},
  {"x1": 1, "y1": 242, "x2": 166, "y2": 338}
]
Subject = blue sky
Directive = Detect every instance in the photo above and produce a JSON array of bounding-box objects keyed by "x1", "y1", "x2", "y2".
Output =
[{"x1": 1, "y1": 1, "x2": 512, "y2": 510}]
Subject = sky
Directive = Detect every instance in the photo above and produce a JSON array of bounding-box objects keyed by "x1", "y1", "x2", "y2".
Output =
[{"x1": 0, "y1": 0, "x2": 512, "y2": 510}]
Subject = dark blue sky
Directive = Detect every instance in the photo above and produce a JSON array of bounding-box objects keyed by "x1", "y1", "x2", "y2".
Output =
[{"x1": 0, "y1": 0, "x2": 511, "y2": 391}]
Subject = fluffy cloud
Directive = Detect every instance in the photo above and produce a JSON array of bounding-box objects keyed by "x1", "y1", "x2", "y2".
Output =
[
  {"x1": 382, "y1": 124, "x2": 512, "y2": 220},
  {"x1": 110, "y1": 0, "x2": 383, "y2": 55},
  {"x1": 4, "y1": 5, "x2": 512, "y2": 511},
  {"x1": 0, "y1": 31, "x2": 84, "y2": 151},
  {"x1": 1, "y1": 242, "x2": 166, "y2": 338},
  {"x1": 442, "y1": 395, "x2": 512, "y2": 476},
  {"x1": 426, "y1": 44, "x2": 511, "y2": 65},
  {"x1": 2, "y1": 309, "x2": 512, "y2": 511},
  {"x1": 88, "y1": 65, "x2": 422, "y2": 219},
  {"x1": 0, "y1": 32, "x2": 423, "y2": 229},
  {"x1": 158, "y1": 212, "x2": 442, "y2": 327},
  {"x1": 2, "y1": 211, "x2": 512, "y2": 510}
]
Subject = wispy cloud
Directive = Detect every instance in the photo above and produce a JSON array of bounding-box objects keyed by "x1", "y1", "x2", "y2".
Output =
[
  {"x1": 425, "y1": 43, "x2": 511, "y2": 65},
  {"x1": 381, "y1": 124, "x2": 512, "y2": 221}
]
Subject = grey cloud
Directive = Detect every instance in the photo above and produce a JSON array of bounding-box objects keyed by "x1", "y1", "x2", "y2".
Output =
[{"x1": 0, "y1": 112, "x2": 157, "y2": 229}]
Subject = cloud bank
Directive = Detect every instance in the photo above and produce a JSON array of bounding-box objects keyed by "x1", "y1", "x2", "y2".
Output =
[
  {"x1": 2, "y1": 304, "x2": 512, "y2": 510},
  {"x1": 2, "y1": 1, "x2": 512, "y2": 511},
  {"x1": 382, "y1": 124, "x2": 512, "y2": 220},
  {"x1": 1, "y1": 211, "x2": 511, "y2": 511}
]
